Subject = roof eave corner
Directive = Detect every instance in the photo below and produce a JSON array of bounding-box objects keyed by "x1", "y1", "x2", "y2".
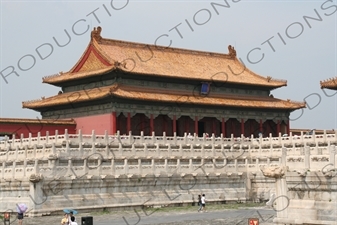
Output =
[
  {"x1": 319, "y1": 80, "x2": 325, "y2": 89},
  {"x1": 298, "y1": 101, "x2": 306, "y2": 109},
  {"x1": 22, "y1": 102, "x2": 28, "y2": 109}
]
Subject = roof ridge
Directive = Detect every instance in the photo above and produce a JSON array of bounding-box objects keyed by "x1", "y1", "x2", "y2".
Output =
[
  {"x1": 321, "y1": 76, "x2": 337, "y2": 83},
  {"x1": 98, "y1": 37, "x2": 235, "y2": 60}
]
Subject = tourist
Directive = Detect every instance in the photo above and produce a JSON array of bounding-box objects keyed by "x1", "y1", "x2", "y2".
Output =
[
  {"x1": 67, "y1": 212, "x2": 76, "y2": 224},
  {"x1": 187, "y1": 133, "x2": 193, "y2": 140},
  {"x1": 201, "y1": 194, "x2": 206, "y2": 212},
  {"x1": 197, "y1": 194, "x2": 202, "y2": 212},
  {"x1": 17, "y1": 212, "x2": 24, "y2": 225},
  {"x1": 70, "y1": 216, "x2": 78, "y2": 225},
  {"x1": 61, "y1": 213, "x2": 69, "y2": 225}
]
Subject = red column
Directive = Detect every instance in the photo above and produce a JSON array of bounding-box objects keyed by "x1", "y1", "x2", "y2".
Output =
[
  {"x1": 277, "y1": 120, "x2": 280, "y2": 135},
  {"x1": 112, "y1": 112, "x2": 117, "y2": 135},
  {"x1": 185, "y1": 117, "x2": 189, "y2": 133},
  {"x1": 267, "y1": 120, "x2": 270, "y2": 136},
  {"x1": 287, "y1": 120, "x2": 290, "y2": 134},
  {"x1": 195, "y1": 116, "x2": 198, "y2": 136},
  {"x1": 140, "y1": 114, "x2": 144, "y2": 132},
  {"x1": 163, "y1": 116, "x2": 167, "y2": 134},
  {"x1": 221, "y1": 118, "x2": 225, "y2": 137},
  {"x1": 231, "y1": 119, "x2": 235, "y2": 136},
  {"x1": 241, "y1": 119, "x2": 244, "y2": 136},
  {"x1": 259, "y1": 120, "x2": 263, "y2": 133},
  {"x1": 212, "y1": 119, "x2": 216, "y2": 135},
  {"x1": 150, "y1": 114, "x2": 154, "y2": 134},
  {"x1": 250, "y1": 120, "x2": 254, "y2": 135},
  {"x1": 127, "y1": 112, "x2": 131, "y2": 133},
  {"x1": 173, "y1": 115, "x2": 177, "y2": 134}
]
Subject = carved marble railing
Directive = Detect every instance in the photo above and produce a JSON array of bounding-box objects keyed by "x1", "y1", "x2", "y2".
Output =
[
  {"x1": 0, "y1": 128, "x2": 336, "y2": 180},
  {"x1": 260, "y1": 146, "x2": 337, "y2": 225},
  {"x1": 0, "y1": 156, "x2": 277, "y2": 180},
  {"x1": 0, "y1": 138, "x2": 334, "y2": 163},
  {"x1": 1, "y1": 129, "x2": 336, "y2": 151},
  {"x1": 0, "y1": 142, "x2": 335, "y2": 180}
]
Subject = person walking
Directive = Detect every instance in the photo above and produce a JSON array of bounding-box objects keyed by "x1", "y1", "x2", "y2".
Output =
[
  {"x1": 70, "y1": 216, "x2": 78, "y2": 225},
  {"x1": 197, "y1": 194, "x2": 202, "y2": 212},
  {"x1": 16, "y1": 203, "x2": 28, "y2": 225},
  {"x1": 201, "y1": 194, "x2": 206, "y2": 212},
  {"x1": 61, "y1": 213, "x2": 69, "y2": 225},
  {"x1": 17, "y1": 212, "x2": 24, "y2": 225}
]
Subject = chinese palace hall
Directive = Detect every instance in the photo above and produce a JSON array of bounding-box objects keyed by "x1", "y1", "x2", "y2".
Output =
[{"x1": 2, "y1": 27, "x2": 308, "y2": 137}]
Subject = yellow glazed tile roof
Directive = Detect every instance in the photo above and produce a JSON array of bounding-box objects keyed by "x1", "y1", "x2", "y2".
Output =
[
  {"x1": 0, "y1": 118, "x2": 76, "y2": 125},
  {"x1": 22, "y1": 83, "x2": 305, "y2": 110},
  {"x1": 43, "y1": 27, "x2": 287, "y2": 88},
  {"x1": 320, "y1": 77, "x2": 337, "y2": 90}
]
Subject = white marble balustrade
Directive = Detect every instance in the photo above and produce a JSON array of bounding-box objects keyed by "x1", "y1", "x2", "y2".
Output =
[{"x1": 1, "y1": 129, "x2": 336, "y2": 150}]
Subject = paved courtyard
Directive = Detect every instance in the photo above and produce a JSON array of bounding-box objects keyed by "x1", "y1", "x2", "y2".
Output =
[{"x1": 20, "y1": 204, "x2": 275, "y2": 225}]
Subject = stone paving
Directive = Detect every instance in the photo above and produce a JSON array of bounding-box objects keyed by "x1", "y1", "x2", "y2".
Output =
[{"x1": 18, "y1": 205, "x2": 275, "y2": 225}]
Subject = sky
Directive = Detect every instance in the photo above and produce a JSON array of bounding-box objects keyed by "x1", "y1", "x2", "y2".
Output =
[{"x1": 0, "y1": 0, "x2": 336, "y2": 130}]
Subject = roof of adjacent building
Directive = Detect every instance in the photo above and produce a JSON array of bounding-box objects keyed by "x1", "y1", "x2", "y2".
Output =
[
  {"x1": 0, "y1": 118, "x2": 76, "y2": 125},
  {"x1": 320, "y1": 77, "x2": 337, "y2": 90},
  {"x1": 42, "y1": 26, "x2": 287, "y2": 88},
  {"x1": 22, "y1": 83, "x2": 305, "y2": 111}
]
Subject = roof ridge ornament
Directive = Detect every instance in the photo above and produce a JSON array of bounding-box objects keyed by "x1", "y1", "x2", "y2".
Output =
[
  {"x1": 228, "y1": 45, "x2": 236, "y2": 58},
  {"x1": 91, "y1": 26, "x2": 102, "y2": 42},
  {"x1": 109, "y1": 83, "x2": 119, "y2": 93}
]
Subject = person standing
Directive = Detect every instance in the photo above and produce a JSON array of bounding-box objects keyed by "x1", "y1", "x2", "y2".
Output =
[
  {"x1": 61, "y1": 213, "x2": 69, "y2": 225},
  {"x1": 17, "y1": 212, "x2": 24, "y2": 225},
  {"x1": 197, "y1": 195, "x2": 202, "y2": 212},
  {"x1": 69, "y1": 212, "x2": 76, "y2": 223},
  {"x1": 70, "y1": 216, "x2": 78, "y2": 225},
  {"x1": 201, "y1": 194, "x2": 206, "y2": 212},
  {"x1": 65, "y1": 211, "x2": 77, "y2": 225}
]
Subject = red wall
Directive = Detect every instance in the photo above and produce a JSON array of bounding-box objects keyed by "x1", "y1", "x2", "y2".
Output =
[
  {"x1": 74, "y1": 113, "x2": 113, "y2": 135},
  {"x1": 0, "y1": 123, "x2": 76, "y2": 138}
]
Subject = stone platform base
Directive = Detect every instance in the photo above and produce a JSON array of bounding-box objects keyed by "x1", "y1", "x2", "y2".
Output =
[{"x1": 1, "y1": 173, "x2": 250, "y2": 217}]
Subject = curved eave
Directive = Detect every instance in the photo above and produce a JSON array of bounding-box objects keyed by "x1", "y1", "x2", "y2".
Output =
[
  {"x1": 0, "y1": 118, "x2": 76, "y2": 125},
  {"x1": 320, "y1": 77, "x2": 337, "y2": 90},
  {"x1": 22, "y1": 84, "x2": 306, "y2": 111},
  {"x1": 41, "y1": 66, "x2": 287, "y2": 88},
  {"x1": 42, "y1": 66, "x2": 117, "y2": 86}
]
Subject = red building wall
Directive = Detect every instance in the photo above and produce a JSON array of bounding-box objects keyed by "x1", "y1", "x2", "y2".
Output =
[
  {"x1": 0, "y1": 123, "x2": 76, "y2": 138},
  {"x1": 74, "y1": 113, "x2": 113, "y2": 135}
]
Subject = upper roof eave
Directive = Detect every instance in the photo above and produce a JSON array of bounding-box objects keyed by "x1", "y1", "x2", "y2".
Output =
[
  {"x1": 22, "y1": 83, "x2": 306, "y2": 111},
  {"x1": 42, "y1": 66, "x2": 117, "y2": 85}
]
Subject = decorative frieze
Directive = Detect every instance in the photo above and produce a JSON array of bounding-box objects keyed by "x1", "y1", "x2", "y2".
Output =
[{"x1": 42, "y1": 100, "x2": 289, "y2": 122}]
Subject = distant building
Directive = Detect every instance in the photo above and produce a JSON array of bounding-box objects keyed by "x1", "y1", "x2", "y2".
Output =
[
  {"x1": 320, "y1": 76, "x2": 337, "y2": 90},
  {"x1": 20, "y1": 27, "x2": 305, "y2": 137},
  {"x1": 0, "y1": 118, "x2": 76, "y2": 138}
]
